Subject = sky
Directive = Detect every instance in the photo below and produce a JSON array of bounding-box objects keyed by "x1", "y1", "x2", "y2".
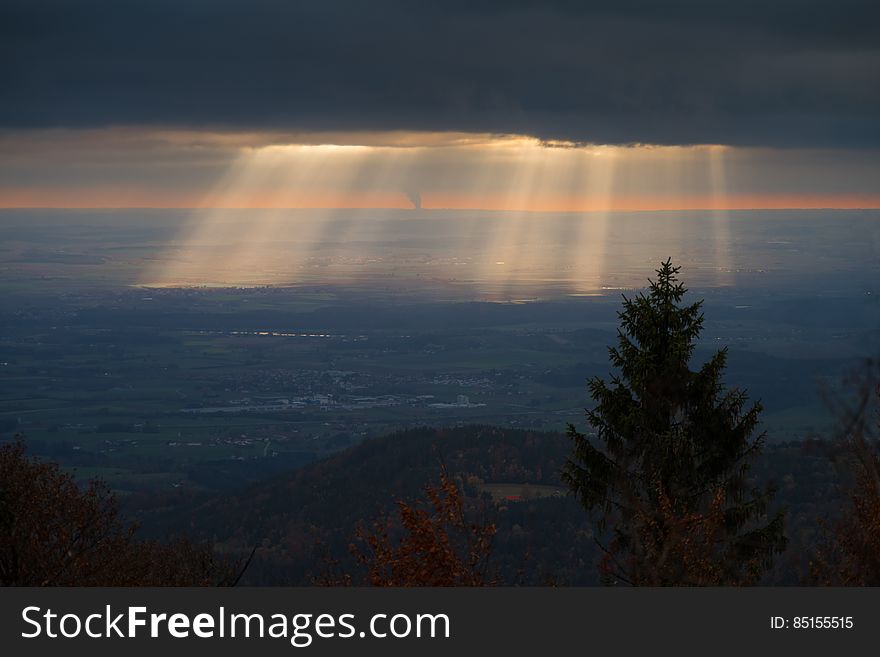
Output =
[{"x1": 2, "y1": 0, "x2": 879, "y2": 211}]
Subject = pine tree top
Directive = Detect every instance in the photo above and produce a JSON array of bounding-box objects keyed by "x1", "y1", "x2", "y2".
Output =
[{"x1": 612, "y1": 258, "x2": 705, "y2": 396}]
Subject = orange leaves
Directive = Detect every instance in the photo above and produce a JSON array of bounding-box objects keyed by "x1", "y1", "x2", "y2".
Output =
[
  {"x1": 810, "y1": 447, "x2": 880, "y2": 585},
  {"x1": 350, "y1": 468, "x2": 497, "y2": 587},
  {"x1": 635, "y1": 483, "x2": 727, "y2": 586}
]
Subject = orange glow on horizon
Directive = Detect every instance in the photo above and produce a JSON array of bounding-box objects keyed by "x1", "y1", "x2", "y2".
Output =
[
  {"x1": 420, "y1": 193, "x2": 880, "y2": 212},
  {"x1": 2, "y1": 189, "x2": 880, "y2": 211},
  {"x1": 3, "y1": 131, "x2": 879, "y2": 213}
]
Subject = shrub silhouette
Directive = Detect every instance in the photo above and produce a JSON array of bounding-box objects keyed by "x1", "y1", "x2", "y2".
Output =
[{"x1": 0, "y1": 439, "x2": 232, "y2": 586}]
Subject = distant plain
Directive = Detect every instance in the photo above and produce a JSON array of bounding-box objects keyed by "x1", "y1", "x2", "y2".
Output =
[{"x1": 1, "y1": 208, "x2": 877, "y2": 494}]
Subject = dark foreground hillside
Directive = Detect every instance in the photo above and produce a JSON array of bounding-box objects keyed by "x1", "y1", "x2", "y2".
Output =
[{"x1": 129, "y1": 425, "x2": 845, "y2": 585}]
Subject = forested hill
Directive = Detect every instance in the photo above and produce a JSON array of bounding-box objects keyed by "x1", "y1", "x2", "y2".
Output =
[{"x1": 132, "y1": 425, "x2": 845, "y2": 585}]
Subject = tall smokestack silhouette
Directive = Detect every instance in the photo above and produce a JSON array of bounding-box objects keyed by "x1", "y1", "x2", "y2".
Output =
[{"x1": 404, "y1": 190, "x2": 422, "y2": 210}]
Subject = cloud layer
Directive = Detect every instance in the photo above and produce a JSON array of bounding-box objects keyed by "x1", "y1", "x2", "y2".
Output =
[{"x1": 3, "y1": 0, "x2": 879, "y2": 147}]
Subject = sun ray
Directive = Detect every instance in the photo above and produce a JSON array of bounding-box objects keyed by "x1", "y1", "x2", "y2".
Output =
[
  {"x1": 566, "y1": 147, "x2": 618, "y2": 295},
  {"x1": 138, "y1": 135, "x2": 768, "y2": 292},
  {"x1": 707, "y1": 145, "x2": 734, "y2": 287}
]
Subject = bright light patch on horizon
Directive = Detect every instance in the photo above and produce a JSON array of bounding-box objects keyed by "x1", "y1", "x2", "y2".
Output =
[
  {"x1": 3, "y1": 128, "x2": 879, "y2": 210},
  {"x1": 181, "y1": 136, "x2": 740, "y2": 212},
  {"x1": 139, "y1": 134, "x2": 744, "y2": 291},
  {"x1": 5, "y1": 127, "x2": 863, "y2": 292}
]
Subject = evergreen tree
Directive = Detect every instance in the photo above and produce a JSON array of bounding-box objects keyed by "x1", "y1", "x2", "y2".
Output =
[{"x1": 562, "y1": 259, "x2": 786, "y2": 585}]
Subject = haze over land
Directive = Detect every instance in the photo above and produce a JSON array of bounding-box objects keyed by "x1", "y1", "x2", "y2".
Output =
[
  {"x1": 1, "y1": 0, "x2": 879, "y2": 586},
  {"x1": 1, "y1": 208, "x2": 876, "y2": 497}
]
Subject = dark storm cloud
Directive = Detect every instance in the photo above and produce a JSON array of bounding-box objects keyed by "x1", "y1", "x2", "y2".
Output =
[{"x1": 2, "y1": 0, "x2": 879, "y2": 147}]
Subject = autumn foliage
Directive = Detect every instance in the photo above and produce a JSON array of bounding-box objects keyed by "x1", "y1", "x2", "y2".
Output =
[
  {"x1": 0, "y1": 439, "x2": 232, "y2": 586},
  {"x1": 809, "y1": 373, "x2": 880, "y2": 585},
  {"x1": 345, "y1": 467, "x2": 497, "y2": 586},
  {"x1": 608, "y1": 482, "x2": 777, "y2": 586}
]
